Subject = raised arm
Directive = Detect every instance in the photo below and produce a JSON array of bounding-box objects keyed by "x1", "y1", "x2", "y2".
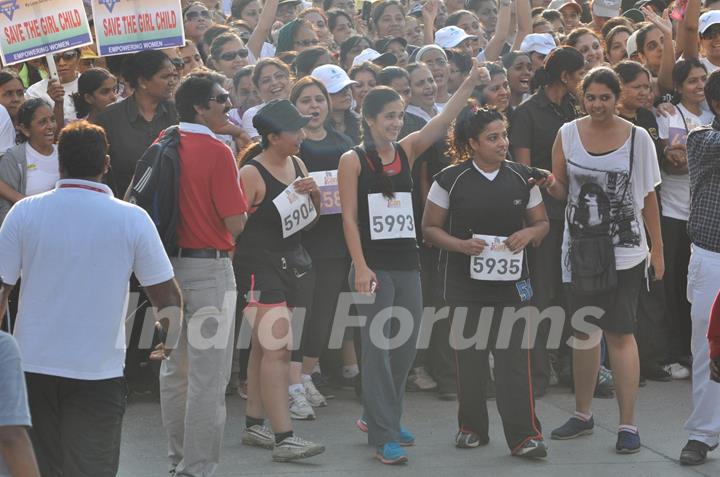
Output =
[
  {"x1": 400, "y1": 61, "x2": 489, "y2": 166},
  {"x1": 422, "y1": 0, "x2": 439, "y2": 46},
  {"x1": 483, "y1": 0, "x2": 513, "y2": 62},
  {"x1": 247, "y1": 0, "x2": 279, "y2": 60},
  {"x1": 644, "y1": 7, "x2": 675, "y2": 94},
  {"x1": 679, "y1": 0, "x2": 701, "y2": 60},
  {"x1": 512, "y1": 0, "x2": 531, "y2": 50}
]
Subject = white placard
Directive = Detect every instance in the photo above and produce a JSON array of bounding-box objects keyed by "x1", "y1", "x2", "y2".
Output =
[
  {"x1": 368, "y1": 192, "x2": 415, "y2": 240},
  {"x1": 273, "y1": 182, "x2": 317, "y2": 238},
  {"x1": 470, "y1": 234, "x2": 523, "y2": 281},
  {"x1": 309, "y1": 170, "x2": 341, "y2": 215}
]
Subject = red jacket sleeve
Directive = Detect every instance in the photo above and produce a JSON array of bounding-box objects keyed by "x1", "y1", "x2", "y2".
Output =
[{"x1": 708, "y1": 290, "x2": 720, "y2": 360}]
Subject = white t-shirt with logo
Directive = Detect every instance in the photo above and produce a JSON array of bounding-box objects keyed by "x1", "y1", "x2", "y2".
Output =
[
  {"x1": 656, "y1": 103, "x2": 713, "y2": 221},
  {"x1": 25, "y1": 144, "x2": 59, "y2": 196}
]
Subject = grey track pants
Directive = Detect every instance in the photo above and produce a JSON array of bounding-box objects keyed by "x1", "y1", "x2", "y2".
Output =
[{"x1": 350, "y1": 266, "x2": 422, "y2": 447}]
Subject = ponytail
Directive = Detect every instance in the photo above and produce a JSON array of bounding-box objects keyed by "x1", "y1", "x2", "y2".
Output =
[
  {"x1": 530, "y1": 66, "x2": 550, "y2": 93},
  {"x1": 361, "y1": 118, "x2": 395, "y2": 199},
  {"x1": 238, "y1": 141, "x2": 263, "y2": 167}
]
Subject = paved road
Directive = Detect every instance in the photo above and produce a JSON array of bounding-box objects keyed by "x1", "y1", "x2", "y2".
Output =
[{"x1": 119, "y1": 380, "x2": 719, "y2": 476}]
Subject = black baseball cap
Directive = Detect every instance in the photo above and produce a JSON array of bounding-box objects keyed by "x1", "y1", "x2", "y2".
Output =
[{"x1": 253, "y1": 99, "x2": 311, "y2": 134}]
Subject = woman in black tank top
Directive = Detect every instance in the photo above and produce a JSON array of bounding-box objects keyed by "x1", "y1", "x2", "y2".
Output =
[
  {"x1": 237, "y1": 99, "x2": 325, "y2": 461},
  {"x1": 336, "y1": 63, "x2": 492, "y2": 464}
]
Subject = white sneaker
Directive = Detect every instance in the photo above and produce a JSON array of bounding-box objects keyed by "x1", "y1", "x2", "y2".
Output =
[
  {"x1": 241, "y1": 425, "x2": 274, "y2": 449},
  {"x1": 289, "y1": 388, "x2": 316, "y2": 420},
  {"x1": 272, "y1": 435, "x2": 325, "y2": 462},
  {"x1": 664, "y1": 363, "x2": 691, "y2": 380},
  {"x1": 407, "y1": 366, "x2": 437, "y2": 391},
  {"x1": 303, "y1": 379, "x2": 328, "y2": 407}
]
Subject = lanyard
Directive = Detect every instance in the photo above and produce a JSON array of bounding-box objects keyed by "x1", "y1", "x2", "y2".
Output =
[{"x1": 58, "y1": 183, "x2": 107, "y2": 194}]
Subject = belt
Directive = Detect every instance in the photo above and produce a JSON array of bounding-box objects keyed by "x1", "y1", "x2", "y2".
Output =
[{"x1": 176, "y1": 248, "x2": 229, "y2": 259}]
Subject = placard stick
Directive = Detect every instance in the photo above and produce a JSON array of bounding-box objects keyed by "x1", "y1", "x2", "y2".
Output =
[{"x1": 46, "y1": 53, "x2": 59, "y2": 81}]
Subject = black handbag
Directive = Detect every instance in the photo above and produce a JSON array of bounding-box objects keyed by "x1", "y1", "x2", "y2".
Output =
[
  {"x1": 569, "y1": 127, "x2": 636, "y2": 295},
  {"x1": 569, "y1": 234, "x2": 617, "y2": 295},
  {"x1": 265, "y1": 246, "x2": 313, "y2": 278}
]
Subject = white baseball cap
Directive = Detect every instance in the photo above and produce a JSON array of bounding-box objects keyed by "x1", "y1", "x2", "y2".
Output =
[
  {"x1": 700, "y1": 11, "x2": 720, "y2": 34},
  {"x1": 351, "y1": 48, "x2": 397, "y2": 67},
  {"x1": 311, "y1": 64, "x2": 358, "y2": 94},
  {"x1": 547, "y1": 0, "x2": 582, "y2": 13},
  {"x1": 520, "y1": 33, "x2": 557, "y2": 56},
  {"x1": 592, "y1": 0, "x2": 621, "y2": 18},
  {"x1": 434, "y1": 26, "x2": 477, "y2": 49},
  {"x1": 626, "y1": 30, "x2": 639, "y2": 57}
]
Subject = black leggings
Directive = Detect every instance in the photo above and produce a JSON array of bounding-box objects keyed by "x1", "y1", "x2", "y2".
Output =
[
  {"x1": 293, "y1": 257, "x2": 351, "y2": 363},
  {"x1": 661, "y1": 215, "x2": 692, "y2": 363}
]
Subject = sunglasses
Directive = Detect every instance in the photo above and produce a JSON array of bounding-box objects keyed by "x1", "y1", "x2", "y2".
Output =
[
  {"x1": 185, "y1": 10, "x2": 211, "y2": 21},
  {"x1": 219, "y1": 48, "x2": 249, "y2": 61},
  {"x1": 53, "y1": 50, "x2": 78, "y2": 62},
  {"x1": 295, "y1": 39, "x2": 320, "y2": 47},
  {"x1": 209, "y1": 92, "x2": 231, "y2": 103},
  {"x1": 169, "y1": 58, "x2": 184, "y2": 69}
]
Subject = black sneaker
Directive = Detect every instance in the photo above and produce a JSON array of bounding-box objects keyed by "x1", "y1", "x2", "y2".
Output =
[
  {"x1": 513, "y1": 438, "x2": 548, "y2": 458},
  {"x1": 551, "y1": 416, "x2": 594, "y2": 440},
  {"x1": 680, "y1": 440, "x2": 716, "y2": 465},
  {"x1": 455, "y1": 429, "x2": 489, "y2": 449},
  {"x1": 616, "y1": 430, "x2": 641, "y2": 454},
  {"x1": 642, "y1": 364, "x2": 672, "y2": 382}
]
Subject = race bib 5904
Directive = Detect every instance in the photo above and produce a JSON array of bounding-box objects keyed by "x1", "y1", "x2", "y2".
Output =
[{"x1": 273, "y1": 182, "x2": 317, "y2": 238}]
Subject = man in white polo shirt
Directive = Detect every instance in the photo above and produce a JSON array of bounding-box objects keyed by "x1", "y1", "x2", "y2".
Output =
[{"x1": 0, "y1": 121, "x2": 182, "y2": 477}]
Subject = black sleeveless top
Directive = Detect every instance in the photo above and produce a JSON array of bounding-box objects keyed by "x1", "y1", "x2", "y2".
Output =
[
  {"x1": 237, "y1": 157, "x2": 305, "y2": 252},
  {"x1": 355, "y1": 142, "x2": 419, "y2": 270},
  {"x1": 298, "y1": 129, "x2": 354, "y2": 260}
]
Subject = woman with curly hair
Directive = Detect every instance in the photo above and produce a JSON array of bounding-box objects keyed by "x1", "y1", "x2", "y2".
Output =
[{"x1": 422, "y1": 101, "x2": 549, "y2": 457}]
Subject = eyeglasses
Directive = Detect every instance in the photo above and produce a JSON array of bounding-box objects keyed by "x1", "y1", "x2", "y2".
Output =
[
  {"x1": 219, "y1": 48, "x2": 249, "y2": 61},
  {"x1": 209, "y1": 92, "x2": 231, "y2": 103},
  {"x1": 294, "y1": 38, "x2": 320, "y2": 47},
  {"x1": 53, "y1": 50, "x2": 78, "y2": 62},
  {"x1": 185, "y1": 10, "x2": 211, "y2": 22}
]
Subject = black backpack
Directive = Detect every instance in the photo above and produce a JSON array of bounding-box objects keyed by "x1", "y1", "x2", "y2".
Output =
[{"x1": 128, "y1": 125, "x2": 181, "y2": 255}]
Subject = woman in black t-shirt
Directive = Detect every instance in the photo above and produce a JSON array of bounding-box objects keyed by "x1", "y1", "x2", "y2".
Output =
[
  {"x1": 290, "y1": 77, "x2": 355, "y2": 407},
  {"x1": 422, "y1": 104, "x2": 549, "y2": 458},
  {"x1": 337, "y1": 62, "x2": 490, "y2": 465}
]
